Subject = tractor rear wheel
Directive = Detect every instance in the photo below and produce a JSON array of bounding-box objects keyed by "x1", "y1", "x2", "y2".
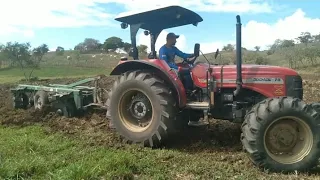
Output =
[
  {"x1": 241, "y1": 97, "x2": 320, "y2": 172},
  {"x1": 106, "y1": 70, "x2": 176, "y2": 147}
]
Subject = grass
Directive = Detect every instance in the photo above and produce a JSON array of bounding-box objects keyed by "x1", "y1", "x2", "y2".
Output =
[
  {"x1": 1, "y1": 125, "x2": 318, "y2": 179},
  {"x1": 0, "y1": 66, "x2": 111, "y2": 83}
]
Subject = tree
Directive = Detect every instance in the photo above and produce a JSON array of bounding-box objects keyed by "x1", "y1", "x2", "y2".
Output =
[
  {"x1": 73, "y1": 38, "x2": 101, "y2": 53},
  {"x1": 31, "y1": 44, "x2": 49, "y2": 67},
  {"x1": 97, "y1": 43, "x2": 103, "y2": 50},
  {"x1": 56, "y1": 46, "x2": 64, "y2": 56},
  {"x1": 2, "y1": 42, "x2": 49, "y2": 81},
  {"x1": 296, "y1": 32, "x2": 313, "y2": 45},
  {"x1": 313, "y1": 33, "x2": 320, "y2": 43},
  {"x1": 27, "y1": 44, "x2": 49, "y2": 79},
  {"x1": 222, "y1": 44, "x2": 235, "y2": 51},
  {"x1": 103, "y1": 36, "x2": 124, "y2": 50},
  {"x1": 137, "y1": 45, "x2": 148, "y2": 54},
  {"x1": 255, "y1": 56, "x2": 268, "y2": 65},
  {"x1": 123, "y1": 42, "x2": 131, "y2": 52},
  {"x1": 2, "y1": 42, "x2": 32, "y2": 78},
  {"x1": 74, "y1": 42, "x2": 86, "y2": 53},
  {"x1": 268, "y1": 39, "x2": 295, "y2": 55},
  {"x1": 303, "y1": 46, "x2": 320, "y2": 65},
  {"x1": 0, "y1": 44, "x2": 5, "y2": 68},
  {"x1": 83, "y1": 38, "x2": 100, "y2": 51},
  {"x1": 280, "y1": 40, "x2": 295, "y2": 48},
  {"x1": 2, "y1": 42, "x2": 31, "y2": 68},
  {"x1": 254, "y1": 46, "x2": 260, "y2": 51},
  {"x1": 243, "y1": 51, "x2": 259, "y2": 63}
]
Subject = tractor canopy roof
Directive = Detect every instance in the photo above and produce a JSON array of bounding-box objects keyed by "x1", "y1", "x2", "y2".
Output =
[{"x1": 114, "y1": 5, "x2": 203, "y2": 32}]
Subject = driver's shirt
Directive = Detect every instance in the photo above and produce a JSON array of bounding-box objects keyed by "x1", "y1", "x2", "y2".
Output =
[{"x1": 159, "y1": 45, "x2": 192, "y2": 70}]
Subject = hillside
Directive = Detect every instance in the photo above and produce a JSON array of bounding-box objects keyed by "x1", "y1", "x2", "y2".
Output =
[{"x1": 1, "y1": 34, "x2": 320, "y2": 83}]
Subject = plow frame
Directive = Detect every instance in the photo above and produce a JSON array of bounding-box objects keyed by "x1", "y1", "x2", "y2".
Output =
[{"x1": 10, "y1": 75, "x2": 108, "y2": 112}]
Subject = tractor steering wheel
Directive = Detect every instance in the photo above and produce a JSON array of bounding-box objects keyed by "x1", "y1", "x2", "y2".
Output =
[{"x1": 182, "y1": 56, "x2": 197, "y2": 67}]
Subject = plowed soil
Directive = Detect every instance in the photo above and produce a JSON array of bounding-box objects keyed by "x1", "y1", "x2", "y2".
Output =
[{"x1": 1, "y1": 73, "x2": 320, "y2": 151}]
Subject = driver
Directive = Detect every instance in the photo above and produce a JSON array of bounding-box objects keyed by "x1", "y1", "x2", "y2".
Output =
[{"x1": 159, "y1": 32, "x2": 195, "y2": 91}]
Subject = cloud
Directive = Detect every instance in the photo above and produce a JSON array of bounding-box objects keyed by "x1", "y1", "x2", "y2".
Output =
[
  {"x1": 0, "y1": 0, "x2": 277, "y2": 38},
  {"x1": 136, "y1": 8, "x2": 320, "y2": 55},
  {"x1": 198, "y1": 41, "x2": 234, "y2": 54},
  {"x1": 242, "y1": 9, "x2": 320, "y2": 50},
  {"x1": 112, "y1": 0, "x2": 274, "y2": 14},
  {"x1": 0, "y1": 0, "x2": 116, "y2": 38}
]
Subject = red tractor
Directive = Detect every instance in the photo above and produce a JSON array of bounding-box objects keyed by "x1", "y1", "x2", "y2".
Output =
[{"x1": 106, "y1": 6, "x2": 320, "y2": 172}]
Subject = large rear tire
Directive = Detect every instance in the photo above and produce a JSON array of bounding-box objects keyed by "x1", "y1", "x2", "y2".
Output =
[
  {"x1": 106, "y1": 70, "x2": 177, "y2": 147},
  {"x1": 241, "y1": 97, "x2": 320, "y2": 172}
]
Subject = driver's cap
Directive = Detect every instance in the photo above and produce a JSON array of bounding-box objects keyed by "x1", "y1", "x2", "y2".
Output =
[{"x1": 167, "y1": 32, "x2": 179, "y2": 39}]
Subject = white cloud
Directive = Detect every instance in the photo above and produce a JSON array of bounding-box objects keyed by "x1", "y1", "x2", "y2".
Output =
[
  {"x1": 198, "y1": 41, "x2": 234, "y2": 54},
  {"x1": 112, "y1": 0, "x2": 273, "y2": 14},
  {"x1": 136, "y1": 8, "x2": 320, "y2": 54},
  {"x1": 0, "y1": 0, "x2": 116, "y2": 38},
  {"x1": 242, "y1": 9, "x2": 320, "y2": 50},
  {"x1": 0, "y1": 0, "x2": 276, "y2": 38}
]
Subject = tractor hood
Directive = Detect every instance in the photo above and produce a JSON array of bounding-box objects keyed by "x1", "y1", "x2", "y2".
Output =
[
  {"x1": 191, "y1": 63, "x2": 299, "y2": 80},
  {"x1": 213, "y1": 64, "x2": 299, "y2": 76}
]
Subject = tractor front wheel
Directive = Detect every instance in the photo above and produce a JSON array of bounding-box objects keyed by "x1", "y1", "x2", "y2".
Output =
[
  {"x1": 241, "y1": 97, "x2": 320, "y2": 172},
  {"x1": 106, "y1": 70, "x2": 176, "y2": 147}
]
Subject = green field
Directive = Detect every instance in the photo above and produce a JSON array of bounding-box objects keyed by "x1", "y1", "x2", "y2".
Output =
[{"x1": 2, "y1": 123, "x2": 320, "y2": 180}]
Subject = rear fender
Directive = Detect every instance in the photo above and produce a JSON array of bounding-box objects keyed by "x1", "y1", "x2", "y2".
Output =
[{"x1": 110, "y1": 60, "x2": 187, "y2": 108}]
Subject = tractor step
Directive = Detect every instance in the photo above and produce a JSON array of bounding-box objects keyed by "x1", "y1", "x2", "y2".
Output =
[
  {"x1": 185, "y1": 101, "x2": 209, "y2": 110},
  {"x1": 188, "y1": 109, "x2": 210, "y2": 127}
]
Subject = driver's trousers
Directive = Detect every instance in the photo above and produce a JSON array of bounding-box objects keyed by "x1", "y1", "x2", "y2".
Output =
[{"x1": 178, "y1": 69, "x2": 193, "y2": 91}]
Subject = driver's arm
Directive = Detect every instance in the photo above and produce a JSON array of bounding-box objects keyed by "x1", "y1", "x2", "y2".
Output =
[
  {"x1": 159, "y1": 46, "x2": 178, "y2": 69},
  {"x1": 174, "y1": 47, "x2": 194, "y2": 59}
]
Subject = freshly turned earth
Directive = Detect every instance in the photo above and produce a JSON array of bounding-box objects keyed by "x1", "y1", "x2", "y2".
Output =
[{"x1": 1, "y1": 74, "x2": 319, "y2": 148}]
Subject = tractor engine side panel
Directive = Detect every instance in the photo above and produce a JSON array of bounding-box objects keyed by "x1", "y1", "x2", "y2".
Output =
[{"x1": 191, "y1": 64, "x2": 301, "y2": 98}]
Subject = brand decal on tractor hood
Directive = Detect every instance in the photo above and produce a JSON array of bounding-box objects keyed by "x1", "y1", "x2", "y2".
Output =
[{"x1": 197, "y1": 77, "x2": 284, "y2": 84}]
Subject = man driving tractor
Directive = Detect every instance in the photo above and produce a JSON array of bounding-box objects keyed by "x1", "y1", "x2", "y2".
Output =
[{"x1": 159, "y1": 32, "x2": 195, "y2": 92}]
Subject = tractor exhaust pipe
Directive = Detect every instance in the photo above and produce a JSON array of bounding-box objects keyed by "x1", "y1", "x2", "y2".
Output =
[{"x1": 233, "y1": 15, "x2": 243, "y2": 97}]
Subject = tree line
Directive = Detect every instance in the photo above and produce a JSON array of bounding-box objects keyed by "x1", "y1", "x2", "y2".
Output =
[
  {"x1": 0, "y1": 42, "x2": 49, "y2": 80},
  {"x1": 0, "y1": 36, "x2": 148, "y2": 78},
  {"x1": 72, "y1": 37, "x2": 148, "y2": 55},
  {"x1": 1, "y1": 31, "x2": 320, "y2": 77}
]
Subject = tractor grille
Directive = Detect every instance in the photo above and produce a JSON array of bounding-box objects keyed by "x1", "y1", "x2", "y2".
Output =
[{"x1": 285, "y1": 75, "x2": 303, "y2": 100}]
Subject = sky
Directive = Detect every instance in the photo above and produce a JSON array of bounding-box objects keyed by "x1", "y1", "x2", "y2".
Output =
[{"x1": 0, "y1": 0, "x2": 319, "y2": 53}]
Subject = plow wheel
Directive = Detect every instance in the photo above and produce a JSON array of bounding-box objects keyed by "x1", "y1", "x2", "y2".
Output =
[
  {"x1": 241, "y1": 97, "x2": 320, "y2": 172},
  {"x1": 13, "y1": 92, "x2": 29, "y2": 109},
  {"x1": 106, "y1": 70, "x2": 176, "y2": 147},
  {"x1": 310, "y1": 102, "x2": 320, "y2": 112},
  {"x1": 33, "y1": 90, "x2": 49, "y2": 110}
]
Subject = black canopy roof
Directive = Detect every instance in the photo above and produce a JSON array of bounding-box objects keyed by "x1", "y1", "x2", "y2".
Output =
[{"x1": 115, "y1": 5, "x2": 203, "y2": 31}]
